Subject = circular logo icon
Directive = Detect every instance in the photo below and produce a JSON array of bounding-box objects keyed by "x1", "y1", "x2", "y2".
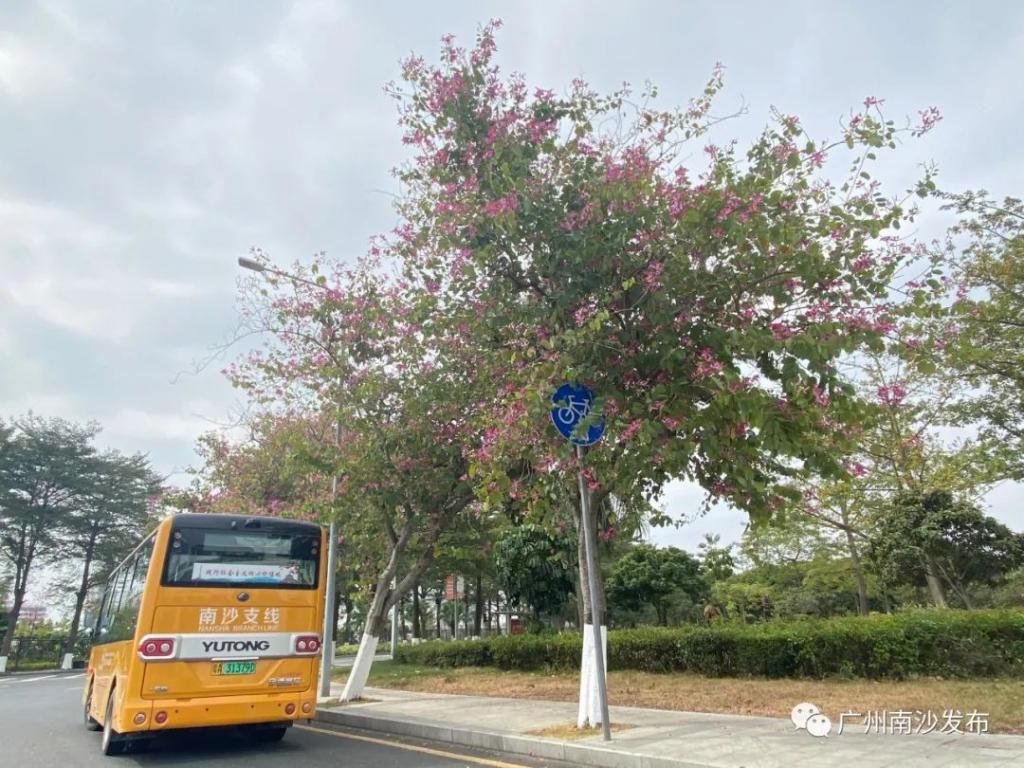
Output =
[
  {"x1": 790, "y1": 702, "x2": 820, "y2": 730},
  {"x1": 806, "y1": 713, "x2": 833, "y2": 738}
]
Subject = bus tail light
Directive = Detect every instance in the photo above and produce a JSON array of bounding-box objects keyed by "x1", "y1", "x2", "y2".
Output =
[
  {"x1": 293, "y1": 635, "x2": 321, "y2": 655},
  {"x1": 155, "y1": 711, "x2": 168, "y2": 725},
  {"x1": 138, "y1": 636, "x2": 177, "y2": 660},
  {"x1": 285, "y1": 703, "x2": 296, "y2": 716},
  {"x1": 133, "y1": 713, "x2": 147, "y2": 725}
]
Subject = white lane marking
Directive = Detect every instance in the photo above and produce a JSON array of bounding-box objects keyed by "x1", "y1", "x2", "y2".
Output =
[
  {"x1": 1, "y1": 673, "x2": 82, "y2": 684},
  {"x1": 7, "y1": 674, "x2": 60, "y2": 683}
]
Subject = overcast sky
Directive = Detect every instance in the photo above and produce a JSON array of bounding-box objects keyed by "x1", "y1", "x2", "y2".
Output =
[{"x1": 3, "y1": 1, "x2": 1023, "y2": 559}]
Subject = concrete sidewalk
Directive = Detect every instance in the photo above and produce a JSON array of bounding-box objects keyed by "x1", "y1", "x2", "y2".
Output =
[{"x1": 317, "y1": 686, "x2": 1024, "y2": 768}]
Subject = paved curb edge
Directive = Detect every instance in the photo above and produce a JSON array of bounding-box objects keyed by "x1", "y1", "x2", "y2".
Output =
[{"x1": 315, "y1": 708, "x2": 711, "y2": 768}]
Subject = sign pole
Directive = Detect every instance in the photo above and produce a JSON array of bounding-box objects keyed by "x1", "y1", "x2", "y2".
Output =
[{"x1": 576, "y1": 444, "x2": 612, "y2": 741}]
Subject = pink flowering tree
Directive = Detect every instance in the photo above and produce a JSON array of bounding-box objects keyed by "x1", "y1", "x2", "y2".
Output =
[
  {"x1": 383, "y1": 22, "x2": 944, "y2": 632},
  {"x1": 180, "y1": 414, "x2": 335, "y2": 519},
  {"x1": 218, "y1": 251, "x2": 484, "y2": 698}
]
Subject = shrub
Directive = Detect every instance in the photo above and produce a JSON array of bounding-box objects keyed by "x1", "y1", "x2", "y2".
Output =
[{"x1": 393, "y1": 609, "x2": 1024, "y2": 679}]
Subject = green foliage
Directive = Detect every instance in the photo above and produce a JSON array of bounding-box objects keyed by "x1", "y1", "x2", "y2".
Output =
[
  {"x1": 870, "y1": 490, "x2": 1024, "y2": 607},
  {"x1": 712, "y1": 556, "x2": 882, "y2": 620},
  {"x1": 607, "y1": 544, "x2": 707, "y2": 625},
  {"x1": 0, "y1": 416, "x2": 100, "y2": 655},
  {"x1": 394, "y1": 609, "x2": 1024, "y2": 679},
  {"x1": 930, "y1": 192, "x2": 1024, "y2": 480},
  {"x1": 492, "y1": 524, "x2": 574, "y2": 622},
  {"x1": 697, "y1": 534, "x2": 735, "y2": 583}
]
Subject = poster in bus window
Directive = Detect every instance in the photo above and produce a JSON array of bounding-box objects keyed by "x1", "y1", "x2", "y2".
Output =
[{"x1": 191, "y1": 562, "x2": 303, "y2": 584}]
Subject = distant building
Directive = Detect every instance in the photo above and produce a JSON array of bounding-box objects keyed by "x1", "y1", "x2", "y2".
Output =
[{"x1": 16, "y1": 605, "x2": 47, "y2": 627}]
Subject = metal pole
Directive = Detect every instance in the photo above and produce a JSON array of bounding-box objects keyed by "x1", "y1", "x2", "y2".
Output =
[
  {"x1": 390, "y1": 578, "x2": 399, "y2": 656},
  {"x1": 576, "y1": 444, "x2": 611, "y2": 741},
  {"x1": 318, "y1": 418, "x2": 342, "y2": 698},
  {"x1": 237, "y1": 256, "x2": 342, "y2": 699}
]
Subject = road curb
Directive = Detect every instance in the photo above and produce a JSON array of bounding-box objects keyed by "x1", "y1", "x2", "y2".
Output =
[
  {"x1": 314, "y1": 708, "x2": 710, "y2": 768},
  {"x1": 0, "y1": 669, "x2": 67, "y2": 678}
]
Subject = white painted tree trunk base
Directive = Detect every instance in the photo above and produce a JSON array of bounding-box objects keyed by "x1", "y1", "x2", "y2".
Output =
[
  {"x1": 577, "y1": 624, "x2": 607, "y2": 728},
  {"x1": 0, "y1": 656, "x2": 7, "y2": 674},
  {"x1": 61, "y1": 653, "x2": 73, "y2": 670},
  {"x1": 341, "y1": 632, "x2": 379, "y2": 701}
]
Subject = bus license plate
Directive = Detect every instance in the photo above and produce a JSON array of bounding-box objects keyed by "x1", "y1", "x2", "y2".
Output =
[{"x1": 213, "y1": 661, "x2": 256, "y2": 676}]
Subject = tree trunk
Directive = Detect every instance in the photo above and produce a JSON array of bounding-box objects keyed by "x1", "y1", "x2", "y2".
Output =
[
  {"x1": 924, "y1": 555, "x2": 948, "y2": 608},
  {"x1": 954, "y1": 582, "x2": 975, "y2": 609},
  {"x1": 341, "y1": 515, "x2": 440, "y2": 701},
  {"x1": 434, "y1": 594, "x2": 442, "y2": 639},
  {"x1": 574, "y1": 484, "x2": 608, "y2": 729},
  {"x1": 844, "y1": 531, "x2": 870, "y2": 616},
  {"x1": 333, "y1": 587, "x2": 343, "y2": 643},
  {"x1": 574, "y1": 567, "x2": 584, "y2": 632},
  {"x1": 341, "y1": 596, "x2": 353, "y2": 643},
  {"x1": 1, "y1": 547, "x2": 34, "y2": 658},
  {"x1": 576, "y1": 501, "x2": 605, "y2": 625},
  {"x1": 838, "y1": 505, "x2": 869, "y2": 616},
  {"x1": 64, "y1": 530, "x2": 99, "y2": 656},
  {"x1": 1, "y1": 586, "x2": 25, "y2": 658},
  {"x1": 473, "y1": 573, "x2": 483, "y2": 636},
  {"x1": 412, "y1": 584, "x2": 422, "y2": 639}
]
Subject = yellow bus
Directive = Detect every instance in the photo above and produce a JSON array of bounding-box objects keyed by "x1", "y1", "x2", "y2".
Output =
[{"x1": 82, "y1": 512, "x2": 327, "y2": 755}]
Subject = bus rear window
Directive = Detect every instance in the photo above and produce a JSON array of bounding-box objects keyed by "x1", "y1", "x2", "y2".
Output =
[{"x1": 163, "y1": 526, "x2": 320, "y2": 589}]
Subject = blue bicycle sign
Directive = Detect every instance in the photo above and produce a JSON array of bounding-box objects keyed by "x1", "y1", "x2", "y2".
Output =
[{"x1": 550, "y1": 383, "x2": 605, "y2": 446}]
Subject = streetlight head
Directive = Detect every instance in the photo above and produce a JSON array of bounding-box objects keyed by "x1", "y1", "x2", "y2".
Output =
[{"x1": 237, "y1": 256, "x2": 266, "y2": 273}]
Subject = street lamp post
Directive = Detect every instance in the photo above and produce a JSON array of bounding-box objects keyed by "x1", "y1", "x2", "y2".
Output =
[{"x1": 237, "y1": 255, "x2": 340, "y2": 699}]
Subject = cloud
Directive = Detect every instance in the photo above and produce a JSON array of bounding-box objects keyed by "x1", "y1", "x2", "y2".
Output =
[
  {"x1": 103, "y1": 406, "x2": 217, "y2": 443},
  {"x1": 0, "y1": 0, "x2": 1020, "y2": 544},
  {"x1": 0, "y1": 33, "x2": 71, "y2": 99}
]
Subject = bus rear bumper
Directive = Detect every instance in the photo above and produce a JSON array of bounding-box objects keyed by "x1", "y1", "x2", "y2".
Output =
[{"x1": 120, "y1": 692, "x2": 316, "y2": 733}]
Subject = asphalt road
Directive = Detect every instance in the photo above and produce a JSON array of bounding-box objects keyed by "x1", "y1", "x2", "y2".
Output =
[{"x1": 0, "y1": 672, "x2": 565, "y2": 768}]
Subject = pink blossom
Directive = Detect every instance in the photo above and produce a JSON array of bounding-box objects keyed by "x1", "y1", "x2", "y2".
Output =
[
  {"x1": 574, "y1": 303, "x2": 597, "y2": 326},
  {"x1": 812, "y1": 385, "x2": 829, "y2": 407},
  {"x1": 913, "y1": 106, "x2": 942, "y2": 136},
  {"x1": 771, "y1": 322, "x2": 795, "y2": 341},
  {"x1": 695, "y1": 348, "x2": 724, "y2": 378},
  {"x1": 877, "y1": 384, "x2": 907, "y2": 406},
  {"x1": 642, "y1": 261, "x2": 664, "y2": 291},
  {"x1": 619, "y1": 419, "x2": 642, "y2": 443},
  {"x1": 483, "y1": 193, "x2": 518, "y2": 216}
]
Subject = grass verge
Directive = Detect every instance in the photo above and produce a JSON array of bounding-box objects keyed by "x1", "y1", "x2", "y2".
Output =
[{"x1": 333, "y1": 661, "x2": 1024, "y2": 734}]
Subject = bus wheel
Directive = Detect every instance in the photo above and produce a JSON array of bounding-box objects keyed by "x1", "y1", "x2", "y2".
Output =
[
  {"x1": 84, "y1": 682, "x2": 102, "y2": 731},
  {"x1": 101, "y1": 689, "x2": 125, "y2": 756},
  {"x1": 256, "y1": 727, "x2": 287, "y2": 743}
]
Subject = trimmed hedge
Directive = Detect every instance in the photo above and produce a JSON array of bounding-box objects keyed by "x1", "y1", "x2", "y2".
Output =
[{"x1": 393, "y1": 609, "x2": 1024, "y2": 680}]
